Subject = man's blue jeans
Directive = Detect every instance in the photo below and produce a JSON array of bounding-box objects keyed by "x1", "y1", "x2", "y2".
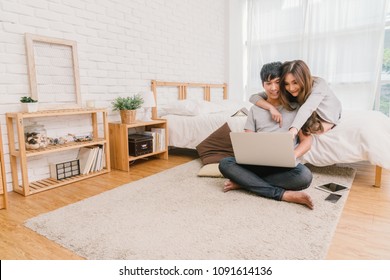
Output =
[{"x1": 218, "y1": 157, "x2": 313, "y2": 201}]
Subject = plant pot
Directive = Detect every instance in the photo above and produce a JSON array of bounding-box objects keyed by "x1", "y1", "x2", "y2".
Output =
[
  {"x1": 120, "y1": 110, "x2": 137, "y2": 124},
  {"x1": 22, "y1": 103, "x2": 38, "y2": 113}
]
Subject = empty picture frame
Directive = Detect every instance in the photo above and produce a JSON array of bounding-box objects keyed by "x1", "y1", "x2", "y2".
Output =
[{"x1": 25, "y1": 33, "x2": 82, "y2": 109}]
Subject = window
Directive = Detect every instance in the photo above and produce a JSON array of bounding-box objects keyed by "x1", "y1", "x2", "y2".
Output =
[
  {"x1": 246, "y1": 0, "x2": 387, "y2": 110},
  {"x1": 380, "y1": 6, "x2": 390, "y2": 116}
]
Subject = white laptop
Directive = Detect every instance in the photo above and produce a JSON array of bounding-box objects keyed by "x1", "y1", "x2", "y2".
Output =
[{"x1": 230, "y1": 132, "x2": 297, "y2": 168}]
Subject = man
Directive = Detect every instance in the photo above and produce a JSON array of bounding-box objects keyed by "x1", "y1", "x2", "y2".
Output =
[{"x1": 218, "y1": 62, "x2": 314, "y2": 209}]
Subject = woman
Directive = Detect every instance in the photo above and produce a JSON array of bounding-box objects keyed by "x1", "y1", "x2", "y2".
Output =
[{"x1": 250, "y1": 60, "x2": 342, "y2": 136}]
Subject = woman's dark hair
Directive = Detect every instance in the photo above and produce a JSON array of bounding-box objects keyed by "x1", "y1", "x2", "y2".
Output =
[
  {"x1": 279, "y1": 60, "x2": 314, "y2": 110},
  {"x1": 301, "y1": 111, "x2": 324, "y2": 135},
  {"x1": 260, "y1": 61, "x2": 282, "y2": 83}
]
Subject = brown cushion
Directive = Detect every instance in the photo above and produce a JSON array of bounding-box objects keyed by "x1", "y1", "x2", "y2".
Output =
[{"x1": 196, "y1": 122, "x2": 234, "y2": 165}]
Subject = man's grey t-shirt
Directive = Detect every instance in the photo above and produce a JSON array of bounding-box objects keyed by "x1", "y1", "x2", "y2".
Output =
[{"x1": 244, "y1": 104, "x2": 298, "y2": 133}]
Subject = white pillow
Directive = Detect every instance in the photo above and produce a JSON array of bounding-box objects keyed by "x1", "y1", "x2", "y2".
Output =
[
  {"x1": 159, "y1": 99, "x2": 252, "y2": 116},
  {"x1": 199, "y1": 100, "x2": 225, "y2": 114},
  {"x1": 216, "y1": 99, "x2": 253, "y2": 114},
  {"x1": 161, "y1": 100, "x2": 200, "y2": 116},
  {"x1": 161, "y1": 100, "x2": 226, "y2": 116},
  {"x1": 196, "y1": 99, "x2": 251, "y2": 115}
]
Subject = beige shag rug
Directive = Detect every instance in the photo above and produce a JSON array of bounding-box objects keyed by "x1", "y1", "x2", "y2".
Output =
[{"x1": 25, "y1": 159, "x2": 356, "y2": 260}]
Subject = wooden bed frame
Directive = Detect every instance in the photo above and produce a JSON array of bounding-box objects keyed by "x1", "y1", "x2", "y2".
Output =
[
  {"x1": 150, "y1": 80, "x2": 384, "y2": 188},
  {"x1": 151, "y1": 80, "x2": 227, "y2": 119},
  {"x1": 375, "y1": 166, "x2": 382, "y2": 188}
]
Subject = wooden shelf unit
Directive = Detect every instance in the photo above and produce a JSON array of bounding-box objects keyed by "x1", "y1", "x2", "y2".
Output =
[
  {"x1": 6, "y1": 108, "x2": 111, "y2": 196},
  {"x1": 109, "y1": 119, "x2": 168, "y2": 172},
  {"x1": 0, "y1": 125, "x2": 8, "y2": 209}
]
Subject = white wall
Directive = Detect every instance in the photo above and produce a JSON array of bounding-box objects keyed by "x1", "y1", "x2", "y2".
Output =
[
  {"x1": 0, "y1": 0, "x2": 228, "y2": 190},
  {"x1": 228, "y1": 0, "x2": 246, "y2": 101}
]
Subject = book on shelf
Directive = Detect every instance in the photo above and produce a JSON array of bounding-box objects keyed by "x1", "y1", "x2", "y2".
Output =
[
  {"x1": 150, "y1": 128, "x2": 165, "y2": 152},
  {"x1": 90, "y1": 147, "x2": 99, "y2": 172},
  {"x1": 94, "y1": 145, "x2": 105, "y2": 171},
  {"x1": 78, "y1": 146, "x2": 97, "y2": 175},
  {"x1": 143, "y1": 131, "x2": 157, "y2": 152},
  {"x1": 95, "y1": 147, "x2": 102, "y2": 171},
  {"x1": 100, "y1": 145, "x2": 106, "y2": 169},
  {"x1": 88, "y1": 145, "x2": 105, "y2": 173}
]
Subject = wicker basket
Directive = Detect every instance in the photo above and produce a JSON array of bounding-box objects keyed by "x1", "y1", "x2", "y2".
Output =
[{"x1": 120, "y1": 110, "x2": 137, "y2": 124}]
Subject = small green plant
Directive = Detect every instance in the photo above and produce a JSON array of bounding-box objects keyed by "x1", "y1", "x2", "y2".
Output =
[
  {"x1": 20, "y1": 96, "x2": 38, "y2": 103},
  {"x1": 112, "y1": 94, "x2": 144, "y2": 111}
]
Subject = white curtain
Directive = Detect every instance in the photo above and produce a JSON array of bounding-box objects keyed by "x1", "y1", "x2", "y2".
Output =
[{"x1": 246, "y1": 0, "x2": 388, "y2": 110}]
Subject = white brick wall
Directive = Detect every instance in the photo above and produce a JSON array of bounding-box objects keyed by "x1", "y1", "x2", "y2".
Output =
[{"x1": 0, "y1": 0, "x2": 228, "y2": 191}]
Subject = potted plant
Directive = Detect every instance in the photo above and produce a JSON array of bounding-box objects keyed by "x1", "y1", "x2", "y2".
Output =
[
  {"x1": 112, "y1": 94, "x2": 144, "y2": 124},
  {"x1": 20, "y1": 96, "x2": 38, "y2": 113}
]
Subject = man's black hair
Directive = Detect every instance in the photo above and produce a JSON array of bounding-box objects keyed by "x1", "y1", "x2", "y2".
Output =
[{"x1": 260, "y1": 61, "x2": 282, "y2": 83}]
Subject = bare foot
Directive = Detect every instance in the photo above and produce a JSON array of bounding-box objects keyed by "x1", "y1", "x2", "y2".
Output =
[
  {"x1": 282, "y1": 191, "x2": 314, "y2": 209},
  {"x1": 223, "y1": 180, "x2": 241, "y2": 192}
]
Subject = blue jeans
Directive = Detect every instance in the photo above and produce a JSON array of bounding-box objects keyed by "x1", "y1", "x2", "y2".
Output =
[{"x1": 218, "y1": 157, "x2": 313, "y2": 201}]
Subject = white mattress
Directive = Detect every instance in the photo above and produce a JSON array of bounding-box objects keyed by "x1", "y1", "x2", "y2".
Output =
[{"x1": 162, "y1": 112, "x2": 238, "y2": 149}]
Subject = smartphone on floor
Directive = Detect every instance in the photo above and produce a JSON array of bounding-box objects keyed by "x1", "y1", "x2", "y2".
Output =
[{"x1": 325, "y1": 193, "x2": 342, "y2": 203}]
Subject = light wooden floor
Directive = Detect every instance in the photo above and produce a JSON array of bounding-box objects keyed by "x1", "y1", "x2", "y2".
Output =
[{"x1": 0, "y1": 148, "x2": 389, "y2": 260}]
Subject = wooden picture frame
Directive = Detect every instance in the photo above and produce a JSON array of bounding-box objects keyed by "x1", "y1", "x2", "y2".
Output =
[{"x1": 25, "y1": 33, "x2": 82, "y2": 109}]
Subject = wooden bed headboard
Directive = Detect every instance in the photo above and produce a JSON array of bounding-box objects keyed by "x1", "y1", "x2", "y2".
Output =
[{"x1": 151, "y1": 80, "x2": 228, "y2": 120}]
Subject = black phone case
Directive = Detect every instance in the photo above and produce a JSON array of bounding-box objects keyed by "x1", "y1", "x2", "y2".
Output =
[{"x1": 325, "y1": 193, "x2": 342, "y2": 203}]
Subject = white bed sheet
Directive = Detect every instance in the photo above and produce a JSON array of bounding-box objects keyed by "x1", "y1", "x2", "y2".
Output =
[
  {"x1": 162, "y1": 112, "x2": 239, "y2": 149},
  {"x1": 300, "y1": 110, "x2": 390, "y2": 169},
  {"x1": 161, "y1": 100, "x2": 252, "y2": 149}
]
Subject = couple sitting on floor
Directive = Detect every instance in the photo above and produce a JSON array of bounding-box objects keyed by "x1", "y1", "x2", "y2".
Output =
[{"x1": 219, "y1": 60, "x2": 342, "y2": 209}]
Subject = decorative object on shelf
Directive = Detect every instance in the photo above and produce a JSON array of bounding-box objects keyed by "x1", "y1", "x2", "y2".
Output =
[
  {"x1": 48, "y1": 136, "x2": 70, "y2": 145},
  {"x1": 20, "y1": 96, "x2": 38, "y2": 113},
  {"x1": 120, "y1": 110, "x2": 137, "y2": 124},
  {"x1": 139, "y1": 91, "x2": 156, "y2": 121},
  {"x1": 50, "y1": 159, "x2": 80, "y2": 180},
  {"x1": 48, "y1": 133, "x2": 91, "y2": 146},
  {"x1": 68, "y1": 133, "x2": 93, "y2": 142},
  {"x1": 86, "y1": 100, "x2": 95, "y2": 108},
  {"x1": 111, "y1": 95, "x2": 144, "y2": 124},
  {"x1": 25, "y1": 33, "x2": 82, "y2": 109},
  {"x1": 24, "y1": 122, "x2": 48, "y2": 150},
  {"x1": 128, "y1": 134, "x2": 153, "y2": 156}
]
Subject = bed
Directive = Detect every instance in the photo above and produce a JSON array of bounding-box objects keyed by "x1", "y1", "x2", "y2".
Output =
[
  {"x1": 151, "y1": 80, "x2": 390, "y2": 187},
  {"x1": 151, "y1": 80, "x2": 242, "y2": 149}
]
